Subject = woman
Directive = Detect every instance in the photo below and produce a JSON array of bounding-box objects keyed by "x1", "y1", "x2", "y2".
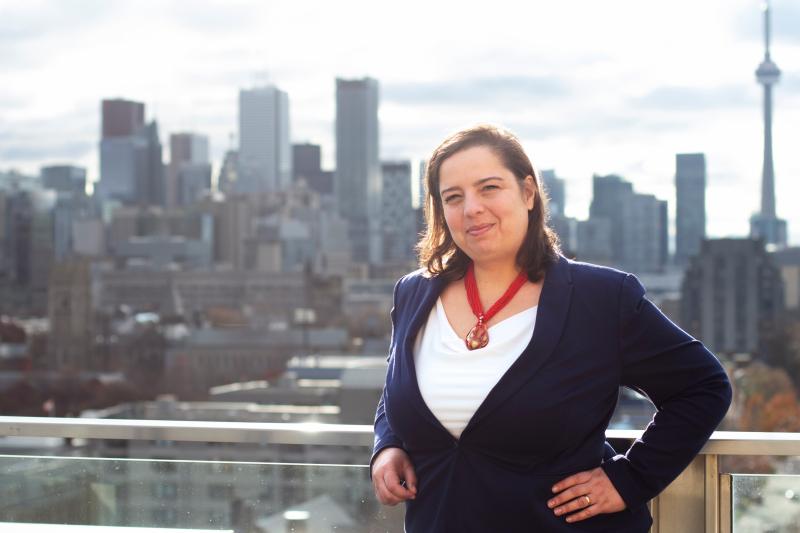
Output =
[{"x1": 370, "y1": 124, "x2": 731, "y2": 531}]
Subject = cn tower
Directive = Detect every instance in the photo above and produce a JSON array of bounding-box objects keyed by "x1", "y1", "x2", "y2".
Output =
[{"x1": 750, "y1": 1, "x2": 787, "y2": 247}]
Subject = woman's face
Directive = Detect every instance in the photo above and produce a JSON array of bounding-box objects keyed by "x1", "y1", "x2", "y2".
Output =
[{"x1": 438, "y1": 145, "x2": 535, "y2": 266}]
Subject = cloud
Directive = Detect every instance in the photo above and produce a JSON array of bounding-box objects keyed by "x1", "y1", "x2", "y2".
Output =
[
  {"x1": 0, "y1": 140, "x2": 93, "y2": 163},
  {"x1": 383, "y1": 76, "x2": 571, "y2": 107},
  {"x1": 632, "y1": 85, "x2": 757, "y2": 111},
  {"x1": 163, "y1": 1, "x2": 264, "y2": 34}
]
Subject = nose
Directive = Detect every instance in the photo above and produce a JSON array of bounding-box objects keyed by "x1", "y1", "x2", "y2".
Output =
[{"x1": 463, "y1": 191, "x2": 485, "y2": 217}]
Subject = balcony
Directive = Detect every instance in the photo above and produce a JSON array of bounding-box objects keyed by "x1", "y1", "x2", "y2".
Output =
[{"x1": 0, "y1": 417, "x2": 798, "y2": 532}]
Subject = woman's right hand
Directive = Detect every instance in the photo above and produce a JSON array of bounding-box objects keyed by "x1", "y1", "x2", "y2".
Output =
[{"x1": 371, "y1": 447, "x2": 418, "y2": 505}]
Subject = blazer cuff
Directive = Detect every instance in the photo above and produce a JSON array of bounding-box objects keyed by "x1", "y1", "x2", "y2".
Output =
[
  {"x1": 601, "y1": 454, "x2": 650, "y2": 510},
  {"x1": 369, "y1": 441, "x2": 405, "y2": 479}
]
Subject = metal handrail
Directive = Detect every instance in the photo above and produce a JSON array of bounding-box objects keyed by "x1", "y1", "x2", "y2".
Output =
[{"x1": 1, "y1": 417, "x2": 800, "y2": 455}]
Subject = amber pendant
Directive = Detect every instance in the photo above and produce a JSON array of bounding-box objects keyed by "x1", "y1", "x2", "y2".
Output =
[{"x1": 465, "y1": 322, "x2": 489, "y2": 350}]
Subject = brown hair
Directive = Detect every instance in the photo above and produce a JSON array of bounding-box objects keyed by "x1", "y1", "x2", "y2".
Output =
[{"x1": 417, "y1": 124, "x2": 560, "y2": 282}]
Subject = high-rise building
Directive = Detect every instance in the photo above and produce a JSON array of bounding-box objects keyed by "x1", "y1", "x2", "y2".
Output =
[
  {"x1": 0, "y1": 187, "x2": 56, "y2": 314},
  {"x1": 750, "y1": 2, "x2": 787, "y2": 247},
  {"x1": 238, "y1": 86, "x2": 291, "y2": 193},
  {"x1": 292, "y1": 143, "x2": 333, "y2": 195},
  {"x1": 589, "y1": 174, "x2": 633, "y2": 266},
  {"x1": 675, "y1": 153, "x2": 706, "y2": 266},
  {"x1": 41, "y1": 165, "x2": 87, "y2": 196},
  {"x1": 540, "y1": 169, "x2": 576, "y2": 253},
  {"x1": 587, "y1": 174, "x2": 667, "y2": 273},
  {"x1": 133, "y1": 121, "x2": 166, "y2": 207},
  {"x1": 381, "y1": 161, "x2": 416, "y2": 264},
  {"x1": 540, "y1": 169, "x2": 565, "y2": 217},
  {"x1": 97, "y1": 99, "x2": 165, "y2": 207},
  {"x1": 335, "y1": 77, "x2": 381, "y2": 264},
  {"x1": 681, "y1": 238, "x2": 784, "y2": 355},
  {"x1": 168, "y1": 133, "x2": 211, "y2": 207},
  {"x1": 101, "y1": 99, "x2": 144, "y2": 138}
]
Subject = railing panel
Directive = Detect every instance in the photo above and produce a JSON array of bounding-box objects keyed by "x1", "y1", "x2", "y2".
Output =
[
  {"x1": 730, "y1": 474, "x2": 800, "y2": 532},
  {"x1": 0, "y1": 455, "x2": 404, "y2": 532}
]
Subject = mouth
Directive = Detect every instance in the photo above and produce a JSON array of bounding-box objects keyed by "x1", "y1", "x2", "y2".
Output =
[{"x1": 466, "y1": 223, "x2": 494, "y2": 236}]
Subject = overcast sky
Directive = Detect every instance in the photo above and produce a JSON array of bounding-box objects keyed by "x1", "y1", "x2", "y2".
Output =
[{"x1": 1, "y1": 0, "x2": 798, "y2": 243}]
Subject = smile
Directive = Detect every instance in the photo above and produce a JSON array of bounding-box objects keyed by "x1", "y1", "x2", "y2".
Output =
[{"x1": 467, "y1": 223, "x2": 494, "y2": 236}]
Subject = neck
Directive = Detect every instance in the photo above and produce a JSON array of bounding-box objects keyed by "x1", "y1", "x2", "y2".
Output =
[{"x1": 471, "y1": 259, "x2": 524, "y2": 292}]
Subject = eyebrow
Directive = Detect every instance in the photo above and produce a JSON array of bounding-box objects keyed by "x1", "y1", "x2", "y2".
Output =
[{"x1": 440, "y1": 176, "x2": 504, "y2": 196}]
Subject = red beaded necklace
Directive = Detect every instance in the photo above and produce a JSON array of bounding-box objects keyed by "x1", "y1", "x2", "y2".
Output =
[{"x1": 464, "y1": 262, "x2": 529, "y2": 350}]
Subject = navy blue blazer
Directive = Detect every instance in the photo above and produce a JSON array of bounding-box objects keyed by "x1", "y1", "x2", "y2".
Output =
[{"x1": 372, "y1": 255, "x2": 732, "y2": 532}]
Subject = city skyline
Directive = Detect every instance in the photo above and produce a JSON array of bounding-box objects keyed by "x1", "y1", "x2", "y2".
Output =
[{"x1": 1, "y1": 0, "x2": 799, "y2": 243}]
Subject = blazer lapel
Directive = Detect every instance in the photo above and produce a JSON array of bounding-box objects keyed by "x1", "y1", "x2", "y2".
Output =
[
  {"x1": 462, "y1": 255, "x2": 574, "y2": 436},
  {"x1": 399, "y1": 274, "x2": 451, "y2": 432}
]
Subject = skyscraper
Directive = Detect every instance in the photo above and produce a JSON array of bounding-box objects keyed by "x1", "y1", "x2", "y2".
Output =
[
  {"x1": 41, "y1": 165, "x2": 87, "y2": 196},
  {"x1": 335, "y1": 77, "x2": 381, "y2": 264},
  {"x1": 675, "y1": 153, "x2": 706, "y2": 266},
  {"x1": 97, "y1": 99, "x2": 164, "y2": 207},
  {"x1": 292, "y1": 143, "x2": 333, "y2": 195},
  {"x1": 681, "y1": 238, "x2": 784, "y2": 355},
  {"x1": 586, "y1": 174, "x2": 667, "y2": 273},
  {"x1": 381, "y1": 160, "x2": 416, "y2": 264},
  {"x1": 102, "y1": 99, "x2": 144, "y2": 138},
  {"x1": 238, "y1": 86, "x2": 291, "y2": 193},
  {"x1": 540, "y1": 169, "x2": 565, "y2": 217},
  {"x1": 750, "y1": 2, "x2": 787, "y2": 247},
  {"x1": 169, "y1": 133, "x2": 211, "y2": 206}
]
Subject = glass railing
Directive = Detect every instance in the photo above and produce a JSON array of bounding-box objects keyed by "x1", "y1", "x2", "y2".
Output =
[
  {"x1": 2, "y1": 417, "x2": 800, "y2": 532},
  {"x1": 0, "y1": 455, "x2": 400, "y2": 531},
  {"x1": 729, "y1": 474, "x2": 800, "y2": 532}
]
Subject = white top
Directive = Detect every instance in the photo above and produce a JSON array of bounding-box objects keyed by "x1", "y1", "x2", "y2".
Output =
[{"x1": 413, "y1": 297, "x2": 538, "y2": 439}]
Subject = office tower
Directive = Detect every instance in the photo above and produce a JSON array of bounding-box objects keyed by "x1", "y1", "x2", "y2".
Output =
[
  {"x1": 102, "y1": 99, "x2": 144, "y2": 138},
  {"x1": 41, "y1": 165, "x2": 87, "y2": 195},
  {"x1": 540, "y1": 169, "x2": 565, "y2": 217},
  {"x1": 381, "y1": 161, "x2": 416, "y2": 264},
  {"x1": 238, "y1": 85, "x2": 291, "y2": 193},
  {"x1": 675, "y1": 153, "x2": 706, "y2": 266},
  {"x1": 169, "y1": 133, "x2": 211, "y2": 207},
  {"x1": 750, "y1": 2, "x2": 787, "y2": 247},
  {"x1": 589, "y1": 174, "x2": 633, "y2": 265},
  {"x1": 97, "y1": 98, "x2": 164, "y2": 207},
  {"x1": 0, "y1": 187, "x2": 56, "y2": 314},
  {"x1": 335, "y1": 77, "x2": 381, "y2": 264},
  {"x1": 98, "y1": 98, "x2": 145, "y2": 204},
  {"x1": 587, "y1": 174, "x2": 667, "y2": 273},
  {"x1": 134, "y1": 121, "x2": 166, "y2": 207},
  {"x1": 681, "y1": 238, "x2": 784, "y2": 355},
  {"x1": 293, "y1": 143, "x2": 333, "y2": 195},
  {"x1": 540, "y1": 169, "x2": 576, "y2": 252}
]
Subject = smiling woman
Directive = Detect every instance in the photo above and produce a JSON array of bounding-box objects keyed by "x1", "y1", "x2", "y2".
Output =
[{"x1": 370, "y1": 124, "x2": 732, "y2": 532}]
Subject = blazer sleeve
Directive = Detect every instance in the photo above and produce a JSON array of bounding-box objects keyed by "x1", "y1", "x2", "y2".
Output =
[
  {"x1": 369, "y1": 278, "x2": 406, "y2": 478},
  {"x1": 601, "y1": 273, "x2": 732, "y2": 509}
]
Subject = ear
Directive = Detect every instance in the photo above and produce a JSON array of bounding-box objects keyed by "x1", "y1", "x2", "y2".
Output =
[{"x1": 523, "y1": 175, "x2": 535, "y2": 210}]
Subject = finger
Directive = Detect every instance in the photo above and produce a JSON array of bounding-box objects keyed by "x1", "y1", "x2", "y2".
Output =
[
  {"x1": 402, "y1": 463, "x2": 418, "y2": 495},
  {"x1": 384, "y1": 470, "x2": 414, "y2": 501},
  {"x1": 552, "y1": 471, "x2": 593, "y2": 493},
  {"x1": 553, "y1": 495, "x2": 593, "y2": 517},
  {"x1": 375, "y1": 477, "x2": 403, "y2": 506},
  {"x1": 547, "y1": 483, "x2": 590, "y2": 508},
  {"x1": 565, "y1": 503, "x2": 599, "y2": 523}
]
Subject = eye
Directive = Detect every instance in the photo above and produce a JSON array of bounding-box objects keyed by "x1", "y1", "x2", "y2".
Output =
[
  {"x1": 443, "y1": 194, "x2": 462, "y2": 204},
  {"x1": 482, "y1": 184, "x2": 499, "y2": 191}
]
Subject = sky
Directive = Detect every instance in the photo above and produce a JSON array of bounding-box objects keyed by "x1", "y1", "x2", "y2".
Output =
[{"x1": 1, "y1": 0, "x2": 798, "y2": 244}]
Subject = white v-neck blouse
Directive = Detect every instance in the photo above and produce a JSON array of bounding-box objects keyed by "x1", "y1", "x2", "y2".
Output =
[{"x1": 413, "y1": 297, "x2": 538, "y2": 439}]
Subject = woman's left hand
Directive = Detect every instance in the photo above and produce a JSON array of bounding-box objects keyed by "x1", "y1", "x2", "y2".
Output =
[{"x1": 547, "y1": 467, "x2": 626, "y2": 523}]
